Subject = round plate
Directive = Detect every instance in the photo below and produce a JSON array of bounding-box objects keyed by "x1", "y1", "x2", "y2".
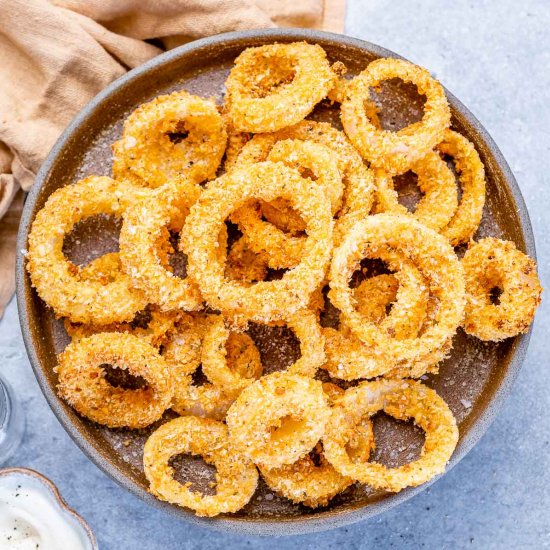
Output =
[{"x1": 16, "y1": 29, "x2": 535, "y2": 535}]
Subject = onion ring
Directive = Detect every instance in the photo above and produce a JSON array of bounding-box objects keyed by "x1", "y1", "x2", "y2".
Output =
[
  {"x1": 232, "y1": 139, "x2": 343, "y2": 269},
  {"x1": 259, "y1": 383, "x2": 374, "y2": 508},
  {"x1": 144, "y1": 416, "x2": 258, "y2": 516},
  {"x1": 341, "y1": 58, "x2": 451, "y2": 175},
  {"x1": 462, "y1": 238, "x2": 542, "y2": 341},
  {"x1": 26, "y1": 176, "x2": 148, "y2": 324},
  {"x1": 119, "y1": 181, "x2": 203, "y2": 311},
  {"x1": 373, "y1": 151, "x2": 458, "y2": 232},
  {"x1": 225, "y1": 42, "x2": 335, "y2": 133},
  {"x1": 201, "y1": 315, "x2": 264, "y2": 393},
  {"x1": 329, "y1": 214, "x2": 465, "y2": 365},
  {"x1": 323, "y1": 379, "x2": 458, "y2": 492},
  {"x1": 112, "y1": 90, "x2": 227, "y2": 187},
  {"x1": 182, "y1": 161, "x2": 333, "y2": 323},
  {"x1": 163, "y1": 314, "x2": 262, "y2": 420},
  {"x1": 203, "y1": 310, "x2": 324, "y2": 393},
  {"x1": 437, "y1": 130, "x2": 486, "y2": 246},
  {"x1": 322, "y1": 248, "x2": 440, "y2": 381},
  {"x1": 55, "y1": 332, "x2": 172, "y2": 429},
  {"x1": 226, "y1": 372, "x2": 331, "y2": 468}
]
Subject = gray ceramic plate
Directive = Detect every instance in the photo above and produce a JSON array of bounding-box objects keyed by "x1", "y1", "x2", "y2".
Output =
[{"x1": 16, "y1": 29, "x2": 535, "y2": 535}]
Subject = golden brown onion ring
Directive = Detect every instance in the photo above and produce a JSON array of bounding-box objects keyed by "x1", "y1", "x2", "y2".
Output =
[
  {"x1": 112, "y1": 90, "x2": 227, "y2": 187},
  {"x1": 323, "y1": 379, "x2": 458, "y2": 492},
  {"x1": 201, "y1": 315, "x2": 264, "y2": 394},
  {"x1": 225, "y1": 42, "x2": 335, "y2": 133},
  {"x1": 226, "y1": 372, "x2": 331, "y2": 468},
  {"x1": 26, "y1": 176, "x2": 148, "y2": 325},
  {"x1": 182, "y1": 162, "x2": 333, "y2": 324},
  {"x1": 437, "y1": 129, "x2": 486, "y2": 246},
  {"x1": 462, "y1": 238, "x2": 542, "y2": 341},
  {"x1": 373, "y1": 151, "x2": 458, "y2": 232},
  {"x1": 232, "y1": 139, "x2": 343, "y2": 269},
  {"x1": 341, "y1": 58, "x2": 450, "y2": 175},
  {"x1": 163, "y1": 314, "x2": 263, "y2": 420},
  {"x1": 119, "y1": 181, "x2": 203, "y2": 312},
  {"x1": 144, "y1": 416, "x2": 258, "y2": 516},
  {"x1": 55, "y1": 333, "x2": 172, "y2": 429},
  {"x1": 329, "y1": 214, "x2": 465, "y2": 365},
  {"x1": 259, "y1": 383, "x2": 374, "y2": 508}
]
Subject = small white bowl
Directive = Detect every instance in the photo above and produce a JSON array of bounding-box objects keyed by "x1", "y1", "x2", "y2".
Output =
[{"x1": 0, "y1": 467, "x2": 97, "y2": 549}]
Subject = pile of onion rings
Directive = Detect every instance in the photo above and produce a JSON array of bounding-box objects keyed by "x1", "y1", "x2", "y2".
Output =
[{"x1": 25, "y1": 42, "x2": 541, "y2": 517}]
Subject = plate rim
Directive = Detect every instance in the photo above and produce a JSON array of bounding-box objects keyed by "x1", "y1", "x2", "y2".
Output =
[{"x1": 15, "y1": 28, "x2": 535, "y2": 536}]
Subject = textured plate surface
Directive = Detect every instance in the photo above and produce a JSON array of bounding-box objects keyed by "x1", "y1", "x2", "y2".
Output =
[{"x1": 16, "y1": 29, "x2": 534, "y2": 535}]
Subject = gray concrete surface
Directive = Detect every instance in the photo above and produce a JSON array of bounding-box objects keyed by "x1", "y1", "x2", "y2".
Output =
[{"x1": 1, "y1": 0, "x2": 549, "y2": 548}]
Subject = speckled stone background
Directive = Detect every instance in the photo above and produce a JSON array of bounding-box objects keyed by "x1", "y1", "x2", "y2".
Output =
[{"x1": 2, "y1": 0, "x2": 549, "y2": 548}]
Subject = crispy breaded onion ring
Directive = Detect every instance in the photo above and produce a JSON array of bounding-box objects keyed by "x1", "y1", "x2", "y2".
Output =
[
  {"x1": 182, "y1": 162, "x2": 333, "y2": 323},
  {"x1": 259, "y1": 383, "x2": 374, "y2": 508},
  {"x1": 329, "y1": 214, "x2": 465, "y2": 365},
  {"x1": 144, "y1": 416, "x2": 258, "y2": 516},
  {"x1": 462, "y1": 238, "x2": 542, "y2": 341},
  {"x1": 119, "y1": 181, "x2": 203, "y2": 311},
  {"x1": 225, "y1": 42, "x2": 335, "y2": 133},
  {"x1": 201, "y1": 315, "x2": 263, "y2": 393},
  {"x1": 163, "y1": 314, "x2": 231, "y2": 420},
  {"x1": 341, "y1": 58, "x2": 451, "y2": 175},
  {"x1": 26, "y1": 176, "x2": 148, "y2": 325},
  {"x1": 55, "y1": 333, "x2": 172, "y2": 429},
  {"x1": 202, "y1": 310, "x2": 324, "y2": 393},
  {"x1": 323, "y1": 379, "x2": 458, "y2": 491},
  {"x1": 373, "y1": 151, "x2": 458, "y2": 232},
  {"x1": 322, "y1": 249, "x2": 438, "y2": 381},
  {"x1": 163, "y1": 314, "x2": 262, "y2": 420},
  {"x1": 437, "y1": 130, "x2": 486, "y2": 246},
  {"x1": 232, "y1": 139, "x2": 343, "y2": 269},
  {"x1": 226, "y1": 372, "x2": 331, "y2": 468},
  {"x1": 234, "y1": 120, "x2": 376, "y2": 233},
  {"x1": 112, "y1": 90, "x2": 227, "y2": 187}
]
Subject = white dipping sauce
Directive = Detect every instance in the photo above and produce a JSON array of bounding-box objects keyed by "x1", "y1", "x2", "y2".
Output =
[{"x1": 0, "y1": 473, "x2": 92, "y2": 550}]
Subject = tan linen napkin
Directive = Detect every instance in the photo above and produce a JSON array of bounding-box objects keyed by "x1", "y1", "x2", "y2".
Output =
[{"x1": 0, "y1": 0, "x2": 345, "y2": 319}]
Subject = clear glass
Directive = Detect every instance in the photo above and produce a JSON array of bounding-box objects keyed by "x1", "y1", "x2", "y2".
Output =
[{"x1": 0, "y1": 374, "x2": 25, "y2": 465}]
